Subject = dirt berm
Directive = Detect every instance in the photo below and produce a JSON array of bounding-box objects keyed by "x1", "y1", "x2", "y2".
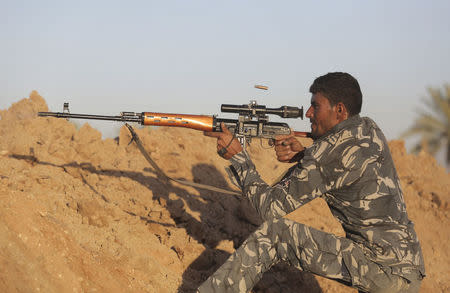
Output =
[{"x1": 0, "y1": 91, "x2": 449, "y2": 292}]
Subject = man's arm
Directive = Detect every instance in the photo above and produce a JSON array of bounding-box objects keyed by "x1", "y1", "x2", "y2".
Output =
[
  {"x1": 228, "y1": 150, "x2": 325, "y2": 220},
  {"x1": 204, "y1": 123, "x2": 324, "y2": 220},
  {"x1": 204, "y1": 122, "x2": 382, "y2": 221}
]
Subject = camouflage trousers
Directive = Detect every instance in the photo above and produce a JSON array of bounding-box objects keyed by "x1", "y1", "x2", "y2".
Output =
[{"x1": 197, "y1": 218, "x2": 420, "y2": 293}]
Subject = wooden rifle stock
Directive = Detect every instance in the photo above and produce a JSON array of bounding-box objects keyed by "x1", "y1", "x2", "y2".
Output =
[{"x1": 293, "y1": 131, "x2": 311, "y2": 138}]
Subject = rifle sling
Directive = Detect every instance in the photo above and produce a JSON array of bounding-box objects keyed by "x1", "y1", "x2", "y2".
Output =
[{"x1": 125, "y1": 123, "x2": 241, "y2": 196}]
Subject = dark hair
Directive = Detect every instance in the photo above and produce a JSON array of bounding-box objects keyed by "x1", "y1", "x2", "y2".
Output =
[{"x1": 309, "y1": 72, "x2": 362, "y2": 116}]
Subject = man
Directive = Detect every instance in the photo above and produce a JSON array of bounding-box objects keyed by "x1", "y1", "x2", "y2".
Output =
[{"x1": 200, "y1": 72, "x2": 425, "y2": 292}]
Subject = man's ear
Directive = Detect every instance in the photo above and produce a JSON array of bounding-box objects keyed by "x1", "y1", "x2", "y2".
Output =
[{"x1": 336, "y1": 102, "x2": 349, "y2": 121}]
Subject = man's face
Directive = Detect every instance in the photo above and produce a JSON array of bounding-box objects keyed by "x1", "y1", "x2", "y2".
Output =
[{"x1": 305, "y1": 92, "x2": 340, "y2": 139}]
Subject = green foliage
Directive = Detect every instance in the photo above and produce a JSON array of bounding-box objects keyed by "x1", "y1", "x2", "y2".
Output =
[{"x1": 402, "y1": 84, "x2": 450, "y2": 165}]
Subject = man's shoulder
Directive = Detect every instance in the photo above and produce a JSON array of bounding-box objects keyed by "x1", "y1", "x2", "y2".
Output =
[
  {"x1": 359, "y1": 116, "x2": 380, "y2": 130},
  {"x1": 307, "y1": 116, "x2": 386, "y2": 161},
  {"x1": 326, "y1": 116, "x2": 383, "y2": 144}
]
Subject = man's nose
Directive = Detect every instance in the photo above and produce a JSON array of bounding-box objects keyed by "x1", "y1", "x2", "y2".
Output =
[{"x1": 305, "y1": 106, "x2": 313, "y2": 118}]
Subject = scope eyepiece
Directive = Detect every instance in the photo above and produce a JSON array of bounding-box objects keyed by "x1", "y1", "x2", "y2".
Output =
[{"x1": 221, "y1": 104, "x2": 303, "y2": 119}]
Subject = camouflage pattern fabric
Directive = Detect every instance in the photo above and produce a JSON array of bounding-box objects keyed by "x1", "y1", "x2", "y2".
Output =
[
  {"x1": 198, "y1": 115, "x2": 425, "y2": 292},
  {"x1": 198, "y1": 218, "x2": 421, "y2": 292}
]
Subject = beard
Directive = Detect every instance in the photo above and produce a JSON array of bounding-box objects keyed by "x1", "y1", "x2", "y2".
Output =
[{"x1": 310, "y1": 121, "x2": 319, "y2": 139}]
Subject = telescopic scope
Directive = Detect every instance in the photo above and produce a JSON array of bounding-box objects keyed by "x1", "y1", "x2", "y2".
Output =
[{"x1": 220, "y1": 104, "x2": 303, "y2": 119}]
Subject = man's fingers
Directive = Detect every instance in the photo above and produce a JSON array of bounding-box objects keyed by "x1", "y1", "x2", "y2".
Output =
[
  {"x1": 274, "y1": 133, "x2": 293, "y2": 141},
  {"x1": 274, "y1": 144, "x2": 290, "y2": 152},
  {"x1": 221, "y1": 122, "x2": 233, "y2": 135},
  {"x1": 274, "y1": 133, "x2": 295, "y2": 145},
  {"x1": 206, "y1": 122, "x2": 242, "y2": 159},
  {"x1": 274, "y1": 140, "x2": 286, "y2": 146},
  {"x1": 204, "y1": 123, "x2": 233, "y2": 139},
  {"x1": 277, "y1": 153, "x2": 292, "y2": 162},
  {"x1": 274, "y1": 137, "x2": 295, "y2": 146}
]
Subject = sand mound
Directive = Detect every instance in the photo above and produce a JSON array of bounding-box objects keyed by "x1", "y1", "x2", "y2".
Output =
[{"x1": 0, "y1": 91, "x2": 448, "y2": 292}]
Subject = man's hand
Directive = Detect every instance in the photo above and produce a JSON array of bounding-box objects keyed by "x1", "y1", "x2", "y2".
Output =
[
  {"x1": 274, "y1": 133, "x2": 305, "y2": 163},
  {"x1": 203, "y1": 123, "x2": 243, "y2": 160}
]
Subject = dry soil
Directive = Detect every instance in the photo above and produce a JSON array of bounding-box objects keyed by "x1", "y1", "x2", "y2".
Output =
[{"x1": 0, "y1": 91, "x2": 448, "y2": 292}]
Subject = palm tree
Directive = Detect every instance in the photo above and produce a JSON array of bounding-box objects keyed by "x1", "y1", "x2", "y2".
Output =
[{"x1": 402, "y1": 84, "x2": 450, "y2": 165}]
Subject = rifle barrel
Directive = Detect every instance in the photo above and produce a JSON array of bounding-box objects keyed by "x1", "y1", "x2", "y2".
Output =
[{"x1": 38, "y1": 112, "x2": 143, "y2": 123}]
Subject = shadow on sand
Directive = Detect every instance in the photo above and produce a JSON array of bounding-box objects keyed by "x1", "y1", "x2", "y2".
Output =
[{"x1": 11, "y1": 153, "x2": 323, "y2": 293}]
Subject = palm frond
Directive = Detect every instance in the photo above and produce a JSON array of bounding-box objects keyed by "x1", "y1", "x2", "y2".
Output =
[
  {"x1": 409, "y1": 134, "x2": 445, "y2": 155},
  {"x1": 425, "y1": 86, "x2": 450, "y2": 122},
  {"x1": 427, "y1": 136, "x2": 445, "y2": 155},
  {"x1": 403, "y1": 84, "x2": 450, "y2": 164},
  {"x1": 401, "y1": 114, "x2": 446, "y2": 138},
  {"x1": 445, "y1": 84, "x2": 450, "y2": 99}
]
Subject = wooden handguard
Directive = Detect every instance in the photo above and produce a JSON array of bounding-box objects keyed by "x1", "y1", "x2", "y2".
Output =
[
  {"x1": 293, "y1": 131, "x2": 311, "y2": 138},
  {"x1": 142, "y1": 112, "x2": 214, "y2": 132}
]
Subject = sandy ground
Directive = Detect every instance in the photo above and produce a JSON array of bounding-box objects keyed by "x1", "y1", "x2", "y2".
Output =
[{"x1": 0, "y1": 91, "x2": 448, "y2": 292}]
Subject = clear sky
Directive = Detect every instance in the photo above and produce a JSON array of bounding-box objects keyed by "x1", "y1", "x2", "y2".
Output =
[{"x1": 1, "y1": 1, "x2": 449, "y2": 153}]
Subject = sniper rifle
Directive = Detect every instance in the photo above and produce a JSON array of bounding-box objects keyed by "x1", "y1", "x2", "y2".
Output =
[{"x1": 38, "y1": 101, "x2": 310, "y2": 150}]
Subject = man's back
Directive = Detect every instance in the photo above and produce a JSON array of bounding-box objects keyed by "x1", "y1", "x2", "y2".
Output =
[{"x1": 304, "y1": 115, "x2": 425, "y2": 280}]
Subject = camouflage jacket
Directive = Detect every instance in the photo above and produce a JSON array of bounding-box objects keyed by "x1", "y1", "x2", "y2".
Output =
[{"x1": 228, "y1": 115, "x2": 425, "y2": 280}]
